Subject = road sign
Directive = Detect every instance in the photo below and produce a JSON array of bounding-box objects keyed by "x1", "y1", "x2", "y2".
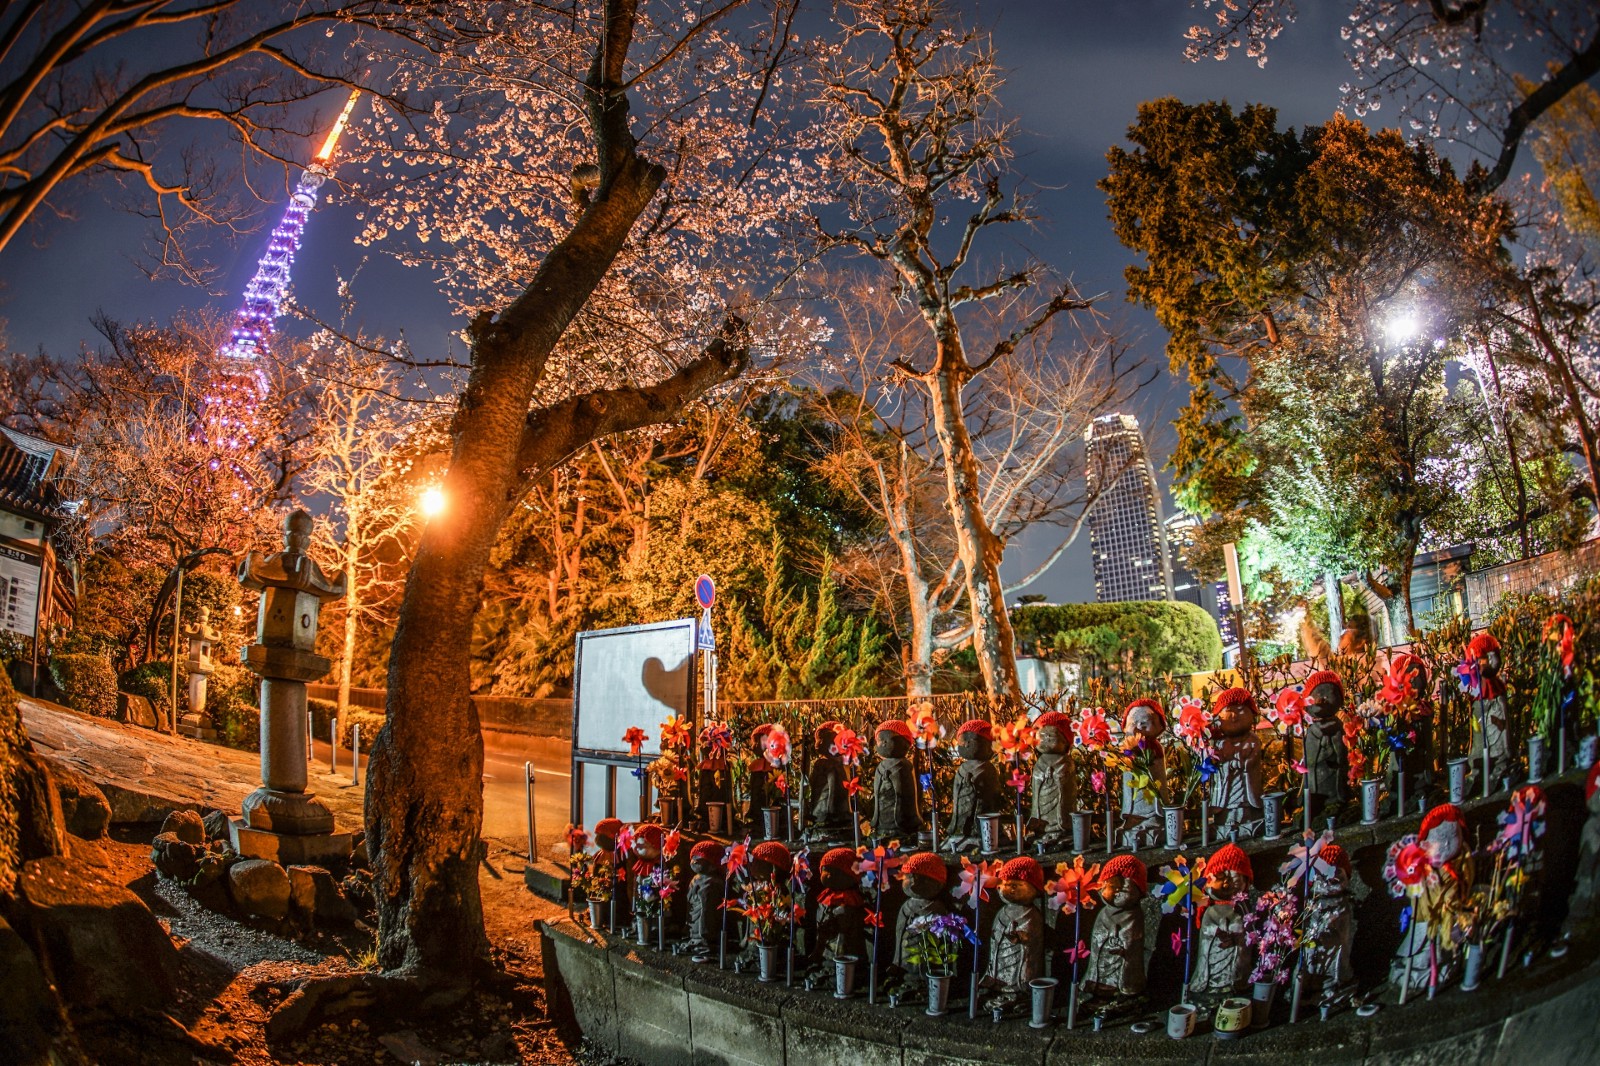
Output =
[
  {"x1": 694, "y1": 574, "x2": 716, "y2": 610},
  {"x1": 697, "y1": 617, "x2": 716, "y2": 652}
]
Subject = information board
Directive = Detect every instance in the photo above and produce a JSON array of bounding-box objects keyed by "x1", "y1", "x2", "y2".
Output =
[{"x1": 0, "y1": 546, "x2": 40, "y2": 638}]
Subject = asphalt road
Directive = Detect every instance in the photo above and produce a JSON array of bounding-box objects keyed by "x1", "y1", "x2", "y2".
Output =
[{"x1": 311, "y1": 730, "x2": 573, "y2": 860}]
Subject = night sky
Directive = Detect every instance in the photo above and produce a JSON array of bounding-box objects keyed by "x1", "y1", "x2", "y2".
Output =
[{"x1": 1, "y1": 2, "x2": 1370, "y2": 604}]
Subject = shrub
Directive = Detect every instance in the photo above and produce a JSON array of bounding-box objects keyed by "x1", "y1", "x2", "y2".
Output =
[
  {"x1": 212, "y1": 690, "x2": 261, "y2": 752},
  {"x1": 1012, "y1": 601, "x2": 1224, "y2": 677},
  {"x1": 49, "y1": 653, "x2": 118, "y2": 718},
  {"x1": 119, "y1": 661, "x2": 173, "y2": 707},
  {"x1": 307, "y1": 697, "x2": 383, "y2": 750}
]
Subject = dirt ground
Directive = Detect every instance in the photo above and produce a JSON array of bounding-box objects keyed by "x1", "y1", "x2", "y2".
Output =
[{"x1": 82, "y1": 828, "x2": 612, "y2": 1066}]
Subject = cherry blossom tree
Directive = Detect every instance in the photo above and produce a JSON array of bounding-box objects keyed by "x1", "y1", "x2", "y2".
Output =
[{"x1": 1183, "y1": 0, "x2": 1600, "y2": 195}]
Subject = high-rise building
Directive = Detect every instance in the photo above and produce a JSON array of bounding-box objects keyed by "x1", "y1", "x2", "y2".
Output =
[
  {"x1": 1084, "y1": 414, "x2": 1172, "y2": 602},
  {"x1": 1165, "y1": 511, "x2": 1233, "y2": 645}
]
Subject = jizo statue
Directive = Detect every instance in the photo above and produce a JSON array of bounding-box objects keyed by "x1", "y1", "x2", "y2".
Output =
[
  {"x1": 1209, "y1": 688, "x2": 1264, "y2": 838},
  {"x1": 1463, "y1": 633, "x2": 1513, "y2": 785},
  {"x1": 1120, "y1": 700, "x2": 1167, "y2": 850},
  {"x1": 1030, "y1": 711, "x2": 1075, "y2": 851},
  {"x1": 1301, "y1": 671, "x2": 1352, "y2": 821},
  {"x1": 871, "y1": 720, "x2": 923, "y2": 841},
  {"x1": 807, "y1": 720, "x2": 852, "y2": 843},
  {"x1": 943, "y1": 720, "x2": 1000, "y2": 853},
  {"x1": 1192, "y1": 843, "x2": 1254, "y2": 1000},
  {"x1": 1082, "y1": 854, "x2": 1148, "y2": 1013},
  {"x1": 983, "y1": 856, "x2": 1046, "y2": 1014}
]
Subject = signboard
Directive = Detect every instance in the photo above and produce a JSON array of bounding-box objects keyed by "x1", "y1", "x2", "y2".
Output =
[
  {"x1": 0, "y1": 547, "x2": 40, "y2": 638},
  {"x1": 694, "y1": 574, "x2": 715, "y2": 610},
  {"x1": 697, "y1": 614, "x2": 715, "y2": 652}
]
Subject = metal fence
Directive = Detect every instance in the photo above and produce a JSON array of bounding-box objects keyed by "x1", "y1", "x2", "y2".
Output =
[
  {"x1": 1463, "y1": 538, "x2": 1600, "y2": 619},
  {"x1": 305, "y1": 684, "x2": 573, "y2": 738}
]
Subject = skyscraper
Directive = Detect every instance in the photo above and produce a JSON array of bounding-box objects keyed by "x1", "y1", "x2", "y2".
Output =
[{"x1": 1084, "y1": 413, "x2": 1172, "y2": 602}]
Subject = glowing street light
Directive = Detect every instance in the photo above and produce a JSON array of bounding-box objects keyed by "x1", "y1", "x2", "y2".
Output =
[
  {"x1": 419, "y1": 486, "x2": 446, "y2": 518},
  {"x1": 1383, "y1": 311, "x2": 1419, "y2": 347}
]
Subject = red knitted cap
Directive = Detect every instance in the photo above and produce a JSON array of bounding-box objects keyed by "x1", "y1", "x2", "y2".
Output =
[
  {"x1": 1319, "y1": 844, "x2": 1351, "y2": 877},
  {"x1": 1586, "y1": 763, "x2": 1600, "y2": 802},
  {"x1": 595, "y1": 817, "x2": 624, "y2": 839},
  {"x1": 816, "y1": 720, "x2": 844, "y2": 743},
  {"x1": 1388, "y1": 652, "x2": 1426, "y2": 680},
  {"x1": 633, "y1": 823, "x2": 663, "y2": 848},
  {"x1": 1122, "y1": 699, "x2": 1166, "y2": 732},
  {"x1": 901, "y1": 851, "x2": 949, "y2": 884},
  {"x1": 1467, "y1": 632, "x2": 1502, "y2": 660},
  {"x1": 751, "y1": 723, "x2": 774, "y2": 744},
  {"x1": 820, "y1": 847, "x2": 858, "y2": 872},
  {"x1": 1302, "y1": 671, "x2": 1344, "y2": 697},
  {"x1": 957, "y1": 719, "x2": 994, "y2": 740},
  {"x1": 751, "y1": 840, "x2": 792, "y2": 874},
  {"x1": 1035, "y1": 711, "x2": 1072, "y2": 732},
  {"x1": 1420, "y1": 803, "x2": 1465, "y2": 838},
  {"x1": 1213, "y1": 687, "x2": 1257, "y2": 714},
  {"x1": 1102, "y1": 854, "x2": 1148, "y2": 893},
  {"x1": 876, "y1": 720, "x2": 914, "y2": 742},
  {"x1": 690, "y1": 839, "x2": 724, "y2": 864},
  {"x1": 1207, "y1": 843, "x2": 1253, "y2": 885},
  {"x1": 997, "y1": 856, "x2": 1044, "y2": 892}
]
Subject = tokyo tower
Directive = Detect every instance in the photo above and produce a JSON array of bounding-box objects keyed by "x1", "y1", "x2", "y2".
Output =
[{"x1": 199, "y1": 90, "x2": 361, "y2": 459}]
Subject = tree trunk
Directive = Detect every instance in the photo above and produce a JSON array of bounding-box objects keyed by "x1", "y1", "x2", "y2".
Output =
[
  {"x1": 1323, "y1": 570, "x2": 1345, "y2": 651},
  {"x1": 924, "y1": 348, "x2": 1020, "y2": 698},
  {"x1": 366, "y1": 80, "x2": 670, "y2": 973}
]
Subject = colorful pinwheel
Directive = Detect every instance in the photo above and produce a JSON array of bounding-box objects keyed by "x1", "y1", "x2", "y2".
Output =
[
  {"x1": 858, "y1": 840, "x2": 902, "y2": 891},
  {"x1": 908, "y1": 701, "x2": 945, "y2": 750},
  {"x1": 1544, "y1": 614, "x2": 1576, "y2": 677},
  {"x1": 1279, "y1": 829, "x2": 1336, "y2": 889},
  {"x1": 953, "y1": 856, "x2": 994, "y2": 906},
  {"x1": 723, "y1": 837, "x2": 751, "y2": 880},
  {"x1": 1008, "y1": 767, "x2": 1029, "y2": 793},
  {"x1": 1492, "y1": 787, "x2": 1547, "y2": 864},
  {"x1": 622, "y1": 726, "x2": 649, "y2": 756},
  {"x1": 1073, "y1": 707, "x2": 1112, "y2": 750},
  {"x1": 700, "y1": 722, "x2": 732, "y2": 755},
  {"x1": 659, "y1": 714, "x2": 691, "y2": 751},
  {"x1": 1045, "y1": 855, "x2": 1102, "y2": 915},
  {"x1": 1268, "y1": 685, "x2": 1309, "y2": 736},
  {"x1": 1173, "y1": 695, "x2": 1211, "y2": 747},
  {"x1": 1383, "y1": 834, "x2": 1439, "y2": 896},
  {"x1": 564, "y1": 824, "x2": 589, "y2": 853},
  {"x1": 789, "y1": 849, "x2": 812, "y2": 893},
  {"x1": 832, "y1": 727, "x2": 866, "y2": 766},
  {"x1": 763, "y1": 724, "x2": 791, "y2": 768},
  {"x1": 1156, "y1": 854, "x2": 1207, "y2": 916}
]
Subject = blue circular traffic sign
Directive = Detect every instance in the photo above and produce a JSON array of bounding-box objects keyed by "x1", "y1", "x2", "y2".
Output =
[{"x1": 694, "y1": 574, "x2": 716, "y2": 609}]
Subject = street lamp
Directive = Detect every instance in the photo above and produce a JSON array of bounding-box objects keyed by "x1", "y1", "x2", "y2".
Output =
[{"x1": 419, "y1": 486, "x2": 446, "y2": 518}]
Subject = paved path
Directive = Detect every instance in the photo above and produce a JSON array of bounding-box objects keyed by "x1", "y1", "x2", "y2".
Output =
[{"x1": 21, "y1": 697, "x2": 573, "y2": 856}]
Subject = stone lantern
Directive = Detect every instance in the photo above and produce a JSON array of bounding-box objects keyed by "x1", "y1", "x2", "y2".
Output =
[
  {"x1": 178, "y1": 605, "x2": 222, "y2": 741},
  {"x1": 229, "y1": 509, "x2": 351, "y2": 864}
]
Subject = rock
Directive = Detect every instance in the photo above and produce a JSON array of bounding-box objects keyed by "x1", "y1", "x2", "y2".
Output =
[
  {"x1": 379, "y1": 1029, "x2": 443, "y2": 1065},
  {"x1": 150, "y1": 832, "x2": 206, "y2": 881},
  {"x1": 117, "y1": 691, "x2": 157, "y2": 729},
  {"x1": 351, "y1": 831, "x2": 369, "y2": 868},
  {"x1": 0, "y1": 915, "x2": 61, "y2": 1064},
  {"x1": 341, "y1": 872, "x2": 374, "y2": 908},
  {"x1": 15, "y1": 854, "x2": 178, "y2": 1017},
  {"x1": 14, "y1": 752, "x2": 67, "y2": 863},
  {"x1": 160, "y1": 809, "x2": 206, "y2": 845},
  {"x1": 202, "y1": 808, "x2": 232, "y2": 842},
  {"x1": 287, "y1": 865, "x2": 358, "y2": 924},
  {"x1": 40, "y1": 757, "x2": 110, "y2": 840},
  {"x1": 228, "y1": 858, "x2": 291, "y2": 919}
]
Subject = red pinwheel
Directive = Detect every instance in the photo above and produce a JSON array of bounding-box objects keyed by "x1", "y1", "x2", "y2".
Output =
[
  {"x1": 663, "y1": 829, "x2": 682, "y2": 858},
  {"x1": 1073, "y1": 708, "x2": 1111, "y2": 750},
  {"x1": 622, "y1": 726, "x2": 649, "y2": 757},
  {"x1": 832, "y1": 727, "x2": 866, "y2": 766},
  {"x1": 1269, "y1": 685, "x2": 1309, "y2": 736},
  {"x1": 1062, "y1": 940, "x2": 1089, "y2": 965},
  {"x1": 1545, "y1": 613, "x2": 1577, "y2": 676},
  {"x1": 908, "y1": 702, "x2": 944, "y2": 750},
  {"x1": 1008, "y1": 767, "x2": 1029, "y2": 792},
  {"x1": 864, "y1": 910, "x2": 885, "y2": 929},
  {"x1": 996, "y1": 716, "x2": 1035, "y2": 762},
  {"x1": 700, "y1": 722, "x2": 732, "y2": 754},
  {"x1": 614, "y1": 824, "x2": 636, "y2": 855},
  {"x1": 1174, "y1": 696, "x2": 1212, "y2": 748},
  {"x1": 1046, "y1": 855, "x2": 1102, "y2": 915},
  {"x1": 843, "y1": 776, "x2": 862, "y2": 797},
  {"x1": 763, "y1": 725, "x2": 791, "y2": 768},
  {"x1": 954, "y1": 856, "x2": 993, "y2": 906}
]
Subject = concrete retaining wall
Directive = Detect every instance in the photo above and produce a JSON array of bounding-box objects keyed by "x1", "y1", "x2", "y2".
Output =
[{"x1": 540, "y1": 916, "x2": 1600, "y2": 1066}]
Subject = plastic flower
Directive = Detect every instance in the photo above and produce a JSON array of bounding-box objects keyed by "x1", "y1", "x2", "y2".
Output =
[
  {"x1": 1008, "y1": 768, "x2": 1029, "y2": 792},
  {"x1": 763, "y1": 725, "x2": 791, "y2": 768},
  {"x1": 659, "y1": 715, "x2": 691, "y2": 751},
  {"x1": 1456, "y1": 658, "x2": 1485, "y2": 698},
  {"x1": 1156, "y1": 855, "x2": 1207, "y2": 916},
  {"x1": 1545, "y1": 614, "x2": 1576, "y2": 677},
  {"x1": 953, "y1": 856, "x2": 994, "y2": 907},
  {"x1": 1074, "y1": 708, "x2": 1112, "y2": 750},
  {"x1": 1268, "y1": 685, "x2": 1309, "y2": 736},
  {"x1": 1279, "y1": 830, "x2": 1335, "y2": 888},
  {"x1": 832, "y1": 727, "x2": 866, "y2": 766},
  {"x1": 622, "y1": 726, "x2": 648, "y2": 756},
  {"x1": 1046, "y1": 855, "x2": 1102, "y2": 915},
  {"x1": 564, "y1": 824, "x2": 589, "y2": 853}
]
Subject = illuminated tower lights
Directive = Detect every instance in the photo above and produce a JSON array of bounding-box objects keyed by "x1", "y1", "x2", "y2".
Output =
[{"x1": 198, "y1": 91, "x2": 360, "y2": 456}]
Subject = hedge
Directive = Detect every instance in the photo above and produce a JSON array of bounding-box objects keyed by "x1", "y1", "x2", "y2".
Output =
[
  {"x1": 119, "y1": 661, "x2": 173, "y2": 707},
  {"x1": 1012, "y1": 600, "x2": 1224, "y2": 675},
  {"x1": 50, "y1": 653, "x2": 119, "y2": 718}
]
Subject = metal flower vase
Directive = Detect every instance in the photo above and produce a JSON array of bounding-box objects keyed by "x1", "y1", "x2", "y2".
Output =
[
  {"x1": 1071, "y1": 810, "x2": 1092, "y2": 853},
  {"x1": 1447, "y1": 759, "x2": 1469, "y2": 805},
  {"x1": 834, "y1": 955, "x2": 859, "y2": 999},
  {"x1": 926, "y1": 973, "x2": 953, "y2": 1016},
  {"x1": 1261, "y1": 792, "x2": 1284, "y2": 841},
  {"x1": 1029, "y1": 978, "x2": 1058, "y2": 1029},
  {"x1": 1162, "y1": 804, "x2": 1185, "y2": 849},
  {"x1": 1360, "y1": 778, "x2": 1382, "y2": 826}
]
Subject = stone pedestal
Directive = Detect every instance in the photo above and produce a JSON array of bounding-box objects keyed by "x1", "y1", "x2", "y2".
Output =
[{"x1": 232, "y1": 510, "x2": 350, "y2": 864}]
